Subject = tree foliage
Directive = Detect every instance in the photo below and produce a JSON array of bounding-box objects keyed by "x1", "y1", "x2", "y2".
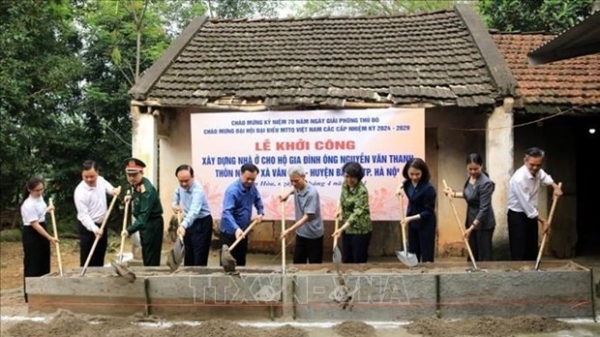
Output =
[
  {"x1": 206, "y1": 0, "x2": 282, "y2": 19},
  {"x1": 0, "y1": 0, "x2": 283, "y2": 231},
  {"x1": 293, "y1": 0, "x2": 456, "y2": 17},
  {"x1": 0, "y1": 0, "x2": 83, "y2": 212},
  {"x1": 478, "y1": 0, "x2": 596, "y2": 33}
]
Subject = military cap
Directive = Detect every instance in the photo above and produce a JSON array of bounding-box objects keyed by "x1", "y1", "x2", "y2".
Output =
[{"x1": 124, "y1": 157, "x2": 146, "y2": 173}]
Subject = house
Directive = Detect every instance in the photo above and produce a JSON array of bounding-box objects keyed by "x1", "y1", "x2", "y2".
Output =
[
  {"x1": 493, "y1": 31, "x2": 600, "y2": 257},
  {"x1": 129, "y1": 5, "x2": 520, "y2": 258}
]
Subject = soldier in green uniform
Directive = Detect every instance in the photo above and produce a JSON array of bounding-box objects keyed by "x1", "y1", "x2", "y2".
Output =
[{"x1": 121, "y1": 158, "x2": 164, "y2": 266}]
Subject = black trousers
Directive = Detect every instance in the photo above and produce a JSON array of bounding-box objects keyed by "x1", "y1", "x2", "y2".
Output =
[
  {"x1": 78, "y1": 221, "x2": 107, "y2": 267},
  {"x1": 293, "y1": 234, "x2": 323, "y2": 264},
  {"x1": 183, "y1": 215, "x2": 213, "y2": 266},
  {"x1": 508, "y1": 210, "x2": 539, "y2": 261},
  {"x1": 468, "y1": 228, "x2": 494, "y2": 262},
  {"x1": 408, "y1": 223, "x2": 436, "y2": 263},
  {"x1": 342, "y1": 232, "x2": 371, "y2": 263},
  {"x1": 23, "y1": 223, "x2": 51, "y2": 302},
  {"x1": 220, "y1": 232, "x2": 248, "y2": 266}
]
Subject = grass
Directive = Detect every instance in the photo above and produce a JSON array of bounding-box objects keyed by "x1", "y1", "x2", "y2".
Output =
[{"x1": 0, "y1": 229, "x2": 21, "y2": 242}]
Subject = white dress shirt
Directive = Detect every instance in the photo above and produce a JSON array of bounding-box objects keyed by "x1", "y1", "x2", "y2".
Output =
[
  {"x1": 21, "y1": 196, "x2": 47, "y2": 226},
  {"x1": 507, "y1": 165, "x2": 554, "y2": 219},
  {"x1": 74, "y1": 176, "x2": 115, "y2": 232}
]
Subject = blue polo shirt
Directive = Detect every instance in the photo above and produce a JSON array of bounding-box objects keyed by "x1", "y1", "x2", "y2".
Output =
[
  {"x1": 171, "y1": 180, "x2": 211, "y2": 229},
  {"x1": 220, "y1": 179, "x2": 264, "y2": 235},
  {"x1": 294, "y1": 183, "x2": 324, "y2": 239}
]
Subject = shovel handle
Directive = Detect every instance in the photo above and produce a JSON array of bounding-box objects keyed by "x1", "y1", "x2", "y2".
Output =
[
  {"x1": 177, "y1": 208, "x2": 182, "y2": 225},
  {"x1": 535, "y1": 182, "x2": 562, "y2": 270},
  {"x1": 443, "y1": 179, "x2": 478, "y2": 270},
  {"x1": 281, "y1": 185, "x2": 287, "y2": 276},
  {"x1": 49, "y1": 198, "x2": 63, "y2": 277},
  {"x1": 228, "y1": 219, "x2": 259, "y2": 251},
  {"x1": 118, "y1": 191, "x2": 131, "y2": 263},
  {"x1": 333, "y1": 202, "x2": 341, "y2": 247},
  {"x1": 81, "y1": 190, "x2": 119, "y2": 276},
  {"x1": 397, "y1": 186, "x2": 409, "y2": 250}
]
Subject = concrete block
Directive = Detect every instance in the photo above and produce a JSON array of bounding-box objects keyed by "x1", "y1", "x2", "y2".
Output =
[
  {"x1": 26, "y1": 267, "x2": 146, "y2": 316},
  {"x1": 438, "y1": 268, "x2": 594, "y2": 319},
  {"x1": 147, "y1": 267, "x2": 284, "y2": 319},
  {"x1": 292, "y1": 272, "x2": 437, "y2": 321}
]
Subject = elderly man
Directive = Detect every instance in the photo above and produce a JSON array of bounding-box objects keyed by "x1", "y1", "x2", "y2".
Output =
[
  {"x1": 507, "y1": 147, "x2": 562, "y2": 261},
  {"x1": 172, "y1": 164, "x2": 213, "y2": 266},
  {"x1": 121, "y1": 158, "x2": 164, "y2": 266},
  {"x1": 219, "y1": 163, "x2": 264, "y2": 267},
  {"x1": 74, "y1": 160, "x2": 121, "y2": 267},
  {"x1": 280, "y1": 165, "x2": 324, "y2": 264}
]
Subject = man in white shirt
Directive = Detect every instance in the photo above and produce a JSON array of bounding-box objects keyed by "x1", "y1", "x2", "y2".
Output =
[
  {"x1": 74, "y1": 160, "x2": 121, "y2": 267},
  {"x1": 507, "y1": 147, "x2": 562, "y2": 261}
]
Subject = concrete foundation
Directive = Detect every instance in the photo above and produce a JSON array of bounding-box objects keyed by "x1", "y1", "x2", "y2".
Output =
[{"x1": 26, "y1": 261, "x2": 595, "y2": 321}]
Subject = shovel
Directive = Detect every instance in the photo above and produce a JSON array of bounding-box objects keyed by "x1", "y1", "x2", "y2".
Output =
[
  {"x1": 112, "y1": 191, "x2": 136, "y2": 282},
  {"x1": 443, "y1": 179, "x2": 478, "y2": 270},
  {"x1": 332, "y1": 203, "x2": 342, "y2": 273},
  {"x1": 280, "y1": 185, "x2": 287, "y2": 276},
  {"x1": 81, "y1": 190, "x2": 119, "y2": 276},
  {"x1": 221, "y1": 219, "x2": 259, "y2": 273},
  {"x1": 166, "y1": 211, "x2": 185, "y2": 272},
  {"x1": 535, "y1": 182, "x2": 562, "y2": 271},
  {"x1": 395, "y1": 190, "x2": 418, "y2": 267},
  {"x1": 48, "y1": 198, "x2": 64, "y2": 276}
]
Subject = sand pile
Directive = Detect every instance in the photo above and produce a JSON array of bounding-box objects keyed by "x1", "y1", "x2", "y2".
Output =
[
  {"x1": 4, "y1": 312, "x2": 308, "y2": 337},
  {"x1": 406, "y1": 315, "x2": 573, "y2": 337},
  {"x1": 333, "y1": 320, "x2": 377, "y2": 337}
]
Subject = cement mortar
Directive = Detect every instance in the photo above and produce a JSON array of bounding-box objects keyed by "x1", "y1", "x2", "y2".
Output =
[{"x1": 3, "y1": 310, "x2": 593, "y2": 337}]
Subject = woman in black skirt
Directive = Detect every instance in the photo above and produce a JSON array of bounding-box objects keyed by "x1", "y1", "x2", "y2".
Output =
[{"x1": 20, "y1": 177, "x2": 58, "y2": 302}]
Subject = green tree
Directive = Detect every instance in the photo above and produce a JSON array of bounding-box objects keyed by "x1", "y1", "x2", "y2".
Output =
[
  {"x1": 206, "y1": 0, "x2": 282, "y2": 19},
  {"x1": 293, "y1": 0, "x2": 456, "y2": 17},
  {"x1": 478, "y1": 0, "x2": 596, "y2": 33},
  {"x1": 0, "y1": 0, "x2": 84, "y2": 213}
]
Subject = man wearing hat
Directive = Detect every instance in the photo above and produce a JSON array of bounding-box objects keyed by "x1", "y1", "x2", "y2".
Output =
[{"x1": 121, "y1": 158, "x2": 164, "y2": 266}]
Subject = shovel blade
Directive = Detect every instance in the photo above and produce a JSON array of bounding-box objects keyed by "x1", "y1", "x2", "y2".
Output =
[
  {"x1": 166, "y1": 238, "x2": 185, "y2": 272},
  {"x1": 110, "y1": 260, "x2": 137, "y2": 283},
  {"x1": 396, "y1": 250, "x2": 418, "y2": 267},
  {"x1": 221, "y1": 244, "x2": 236, "y2": 273},
  {"x1": 332, "y1": 245, "x2": 342, "y2": 272},
  {"x1": 173, "y1": 238, "x2": 185, "y2": 265}
]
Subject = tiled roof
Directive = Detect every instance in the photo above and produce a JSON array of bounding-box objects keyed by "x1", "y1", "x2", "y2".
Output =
[
  {"x1": 132, "y1": 7, "x2": 510, "y2": 108},
  {"x1": 493, "y1": 32, "x2": 600, "y2": 110}
]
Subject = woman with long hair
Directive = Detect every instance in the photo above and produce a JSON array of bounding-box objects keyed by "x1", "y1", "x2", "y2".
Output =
[
  {"x1": 20, "y1": 177, "x2": 58, "y2": 302},
  {"x1": 444, "y1": 153, "x2": 496, "y2": 261}
]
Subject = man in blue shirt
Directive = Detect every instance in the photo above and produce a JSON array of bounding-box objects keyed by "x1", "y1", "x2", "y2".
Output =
[
  {"x1": 172, "y1": 164, "x2": 213, "y2": 266},
  {"x1": 280, "y1": 165, "x2": 324, "y2": 264},
  {"x1": 219, "y1": 163, "x2": 264, "y2": 267}
]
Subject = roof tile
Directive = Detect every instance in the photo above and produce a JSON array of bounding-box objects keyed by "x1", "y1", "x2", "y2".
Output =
[
  {"x1": 492, "y1": 33, "x2": 600, "y2": 107},
  {"x1": 144, "y1": 11, "x2": 502, "y2": 107}
]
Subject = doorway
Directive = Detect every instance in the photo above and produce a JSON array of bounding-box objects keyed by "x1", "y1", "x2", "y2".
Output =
[{"x1": 576, "y1": 119, "x2": 600, "y2": 255}]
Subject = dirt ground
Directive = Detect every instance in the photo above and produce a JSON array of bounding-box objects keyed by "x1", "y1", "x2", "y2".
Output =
[{"x1": 405, "y1": 316, "x2": 572, "y2": 337}]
